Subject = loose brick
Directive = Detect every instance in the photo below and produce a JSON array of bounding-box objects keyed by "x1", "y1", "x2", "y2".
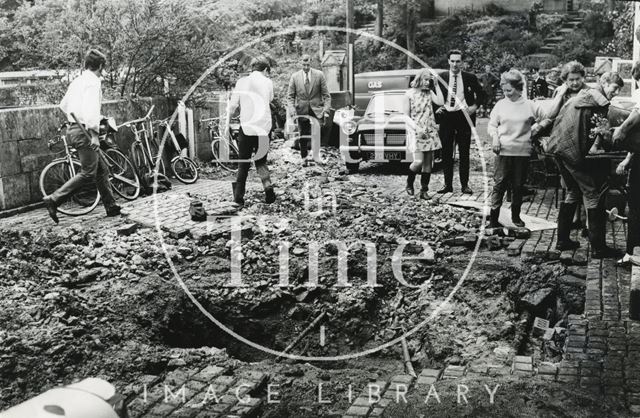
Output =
[
  {"x1": 345, "y1": 405, "x2": 371, "y2": 416},
  {"x1": 192, "y1": 365, "x2": 227, "y2": 382},
  {"x1": 390, "y1": 374, "x2": 415, "y2": 386}
]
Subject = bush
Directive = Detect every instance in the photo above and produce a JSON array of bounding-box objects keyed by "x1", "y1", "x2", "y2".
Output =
[
  {"x1": 484, "y1": 2, "x2": 508, "y2": 16},
  {"x1": 582, "y1": 11, "x2": 614, "y2": 39}
]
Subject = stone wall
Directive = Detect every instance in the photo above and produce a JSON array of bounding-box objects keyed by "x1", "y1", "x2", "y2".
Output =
[{"x1": 0, "y1": 97, "x2": 170, "y2": 211}]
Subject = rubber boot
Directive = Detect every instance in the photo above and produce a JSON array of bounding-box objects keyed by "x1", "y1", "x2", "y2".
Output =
[
  {"x1": 406, "y1": 172, "x2": 416, "y2": 196},
  {"x1": 419, "y1": 173, "x2": 430, "y2": 199},
  {"x1": 588, "y1": 208, "x2": 623, "y2": 259},
  {"x1": 232, "y1": 181, "x2": 245, "y2": 206},
  {"x1": 487, "y1": 208, "x2": 503, "y2": 228},
  {"x1": 256, "y1": 164, "x2": 275, "y2": 204},
  {"x1": 556, "y1": 202, "x2": 580, "y2": 251},
  {"x1": 511, "y1": 204, "x2": 525, "y2": 228}
]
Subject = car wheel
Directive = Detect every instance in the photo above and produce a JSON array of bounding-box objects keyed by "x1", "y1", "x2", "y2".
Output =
[{"x1": 346, "y1": 162, "x2": 359, "y2": 173}]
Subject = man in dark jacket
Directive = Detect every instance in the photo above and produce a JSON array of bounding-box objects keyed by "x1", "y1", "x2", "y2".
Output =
[
  {"x1": 529, "y1": 67, "x2": 549, "y2": 99},
  {"x1": 435, "y1": 49, "x2": 486, "y2": 194}
]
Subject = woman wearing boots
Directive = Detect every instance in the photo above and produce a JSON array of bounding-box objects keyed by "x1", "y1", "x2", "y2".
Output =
[
  {"x1": 404, "y1": 69, "x2": 444, "y2": 198},
  {"x1": 487, "y1": 69, "x2": 542, "y2": 228}
]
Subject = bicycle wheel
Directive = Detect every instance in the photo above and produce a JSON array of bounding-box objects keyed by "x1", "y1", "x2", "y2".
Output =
[
  {"x1": 40, "y1": 159, "x2": 100, "y2": 216},
  {"x1": 105, "y1": 148, "x2": 141, "y2": 200},
  {"x1": 211, "y1": 139, "x2": 239, "y2": 173},
  {"x1": 148, "y1": 138, "x2": 166, "y2": 175},
  {"x1": 171, "y1": 157, "x2": 199, "y2": 184},
  {"x1": 130, "y1": 142, "x2": 149, "y2": 178}
]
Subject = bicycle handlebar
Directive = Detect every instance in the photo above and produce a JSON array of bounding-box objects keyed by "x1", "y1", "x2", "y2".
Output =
[{"x1": 116, "y1": 105, "x2": 156, "y2": 129}]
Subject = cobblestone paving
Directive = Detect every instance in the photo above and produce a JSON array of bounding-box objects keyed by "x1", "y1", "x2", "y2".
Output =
[
  {"x1": 0, "y1": 179, "x2": 241, "y2": 238},
  {"x1": 126, "y1": 361, "x2": 269, "y2": 418}
]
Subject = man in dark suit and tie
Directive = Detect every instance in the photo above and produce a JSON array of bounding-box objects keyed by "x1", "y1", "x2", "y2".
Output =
[
  {"x1": 435, "y1": 49, "x2": 486, "y2": 194},
  {"x1": 287, "y1": 54, "x2": 331, "y2": 166}
]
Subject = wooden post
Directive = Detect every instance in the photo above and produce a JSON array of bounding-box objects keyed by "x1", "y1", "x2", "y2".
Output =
[
  {"x1": 346, "y1": 0, "x2": 355, "y2": 105},
  {"x1": 631, "y1": 247, "x2": 640, "y2": 319}
]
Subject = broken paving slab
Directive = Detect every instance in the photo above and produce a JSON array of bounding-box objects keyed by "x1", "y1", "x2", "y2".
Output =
[{"x1": 447, "y1": 200, "x2": 557, "y2": 231}]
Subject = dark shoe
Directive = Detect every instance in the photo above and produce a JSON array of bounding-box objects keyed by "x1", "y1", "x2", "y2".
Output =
[
  {"x1": 232, "y1": 182, "x2": 245, "y2": 206},
  {"x1": 420, "y1": 173, "x2": 431, "y2": 199},
  {"x1": 189, "y1": 200, "x2": 207, "y2": 222},
  {"x1": 511, "y1": 205, "x2": 525, "y2": 228},
  {"x1": 461, "y1": 185, "x2": 473, "y2": 194},
  {"x1": 43, "y1": 196, "x2": 59, "y2": 224},
  {"x1": 265, "y1": 186, "x2": 276, "y2": 204},
  {"x1": 406, "y1": 172, "x2": 416, "y2": 196},
  {"x1": 487, "y1": 208, "x2": 503, "y2": 228},
  {"x1": 556, "y1": 202, "x2": 580, "y2": 251},
  {"x1": 437, "y1": 185, "x2": 453, "y2": 194},
  {"x1": 106, "y1": 205, "x2": 122, "y2": 217},
  {"x1": 588, "y1": 208, "x2": 621, "y2": 259}
]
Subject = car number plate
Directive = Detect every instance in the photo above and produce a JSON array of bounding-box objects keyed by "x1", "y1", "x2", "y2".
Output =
[{"x1": 366, "y1": 151, "x2": 403, "y2": 161}]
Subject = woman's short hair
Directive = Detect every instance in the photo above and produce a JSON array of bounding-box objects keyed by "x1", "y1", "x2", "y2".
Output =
[
  {"x1": 560, "y1": 61, "x2": 586, "y2": 80},
  {"x1": 500, "y1": 69, "x2": 525, "y2": 92},
  {"x1": 84, "y1": 49, "x2": 106, "y2": 71},
  {"x1": 600, "y1": 71, "x2": 624, "y2": 87},
  {"x1": 410, "y1": 69, "x2": 434, "y2": 89}
]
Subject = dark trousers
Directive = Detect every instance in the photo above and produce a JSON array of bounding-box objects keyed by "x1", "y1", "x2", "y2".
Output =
[
  {"x1": 298, "y1": 114, "x2": 323, "y2": 159},
  {"x1": 236, "y1": 128, "x2": 269, "y2": 185},
  {"x1": 556, "y1": 157, "x2": 607, "y2": 210},
  {"x1": 628, "y1": 156, "x2": 640, "y2": 255},
  {"x1": 439, "y1": 110, "x2": 472, "y2": 187},
  {"x1": 490, "y1": 155, "x2": 529, "y2": 210},
  {"x1": 51, "y1": 125, "x2": 116, "y2": 210}
]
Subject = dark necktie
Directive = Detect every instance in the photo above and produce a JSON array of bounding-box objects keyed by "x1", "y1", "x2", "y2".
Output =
[
  {"x1": 304, "y1": 73, "x2": 310, "y2": 88},
  {"x1": 450, "y1": 74, "x2": 457, "y2": 107}
]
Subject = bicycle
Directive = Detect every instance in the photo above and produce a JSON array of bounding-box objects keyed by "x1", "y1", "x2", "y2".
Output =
[
  {"x1": 118, "y1": 105, "x2": 167, "y2": 181},
  {"x1": 203, "y1": 116, "x2": 240, "y2": 173},
  {"x1": 155, "y1": 118, "x2": 199, "y2": 184},
  {"x1": 39, "y1": 121, "x2": 141, "y2": 216}
]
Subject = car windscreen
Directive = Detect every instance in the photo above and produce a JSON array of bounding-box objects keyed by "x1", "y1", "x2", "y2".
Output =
[{"x1": 365, "y1": 94, "x2": 406, "y2": 116}]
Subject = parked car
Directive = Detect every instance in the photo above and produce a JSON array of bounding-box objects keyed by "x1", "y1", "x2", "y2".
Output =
[{"x1": 338, "y1": 90, "x2": 411, "y2": 173}]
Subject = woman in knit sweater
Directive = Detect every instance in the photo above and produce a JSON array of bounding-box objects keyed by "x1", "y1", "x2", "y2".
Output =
[{"x1": 487, "y1": 69, "x2": 544, "y2": 228}]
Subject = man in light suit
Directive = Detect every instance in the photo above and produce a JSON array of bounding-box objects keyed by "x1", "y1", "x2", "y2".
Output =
[
  {"x1": 287, "y1": 54, "x2": 331, "y2": 165},
  {"x1": 435, "y1": 49, "x2": 486, "y2": 194}
]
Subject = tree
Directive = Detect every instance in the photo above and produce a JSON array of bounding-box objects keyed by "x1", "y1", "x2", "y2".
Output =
[{"x1": 376, "y1": 0, "x2": 383, "y2": 39}]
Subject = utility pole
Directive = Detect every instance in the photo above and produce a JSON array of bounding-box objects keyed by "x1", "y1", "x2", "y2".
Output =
[
  {"x1": 346, "y1": 0, "x2": 355, "y2": 105},
  {"x1": 634, "y1": 2, "x2": 640, "y2": 100}
]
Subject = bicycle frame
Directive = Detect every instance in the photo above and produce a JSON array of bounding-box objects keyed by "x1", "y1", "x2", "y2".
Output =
[
  {"x1": 119, "y1": 105, "x2": 163, "y2": 174},
  {"x1": 52, "y1": 124, "x2": 137, "y2": 190}
]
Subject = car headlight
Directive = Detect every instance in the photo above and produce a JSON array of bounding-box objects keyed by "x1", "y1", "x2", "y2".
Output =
[{"x1": 341, "y1": 120, "x2": 357, "y2": 135}]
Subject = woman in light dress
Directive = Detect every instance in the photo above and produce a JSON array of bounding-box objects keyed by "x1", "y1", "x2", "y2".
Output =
[{"x1": 405, "y1": 69, "x2": 444, "y2": 199}]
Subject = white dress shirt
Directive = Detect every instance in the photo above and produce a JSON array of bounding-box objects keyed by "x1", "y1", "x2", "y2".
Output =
[
  {"x1": 444, "y1": 71, "x2": 466, "y2": 112},
  {"x1": 229, "y1": 71, "x2": 274, "y2": 136},
  {"x1": 59, "y1": 70, "x2": 102, "y2": 133}
]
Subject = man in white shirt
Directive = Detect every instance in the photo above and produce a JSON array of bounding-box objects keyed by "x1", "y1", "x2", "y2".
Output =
[
  {"x1": 227, "y1": 58, "x2": 275, "y2": 206},
  {"x1": 43, "y1": 49, "x2": 120, "y2": 223},
  {"x1": 434, "y1": 49, "x2": 486, "y2": 194}
]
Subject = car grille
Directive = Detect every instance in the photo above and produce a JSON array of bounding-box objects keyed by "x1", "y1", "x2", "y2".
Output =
[{"x1": 361, "y1": 133, "x2": 406, "y2": 146}]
